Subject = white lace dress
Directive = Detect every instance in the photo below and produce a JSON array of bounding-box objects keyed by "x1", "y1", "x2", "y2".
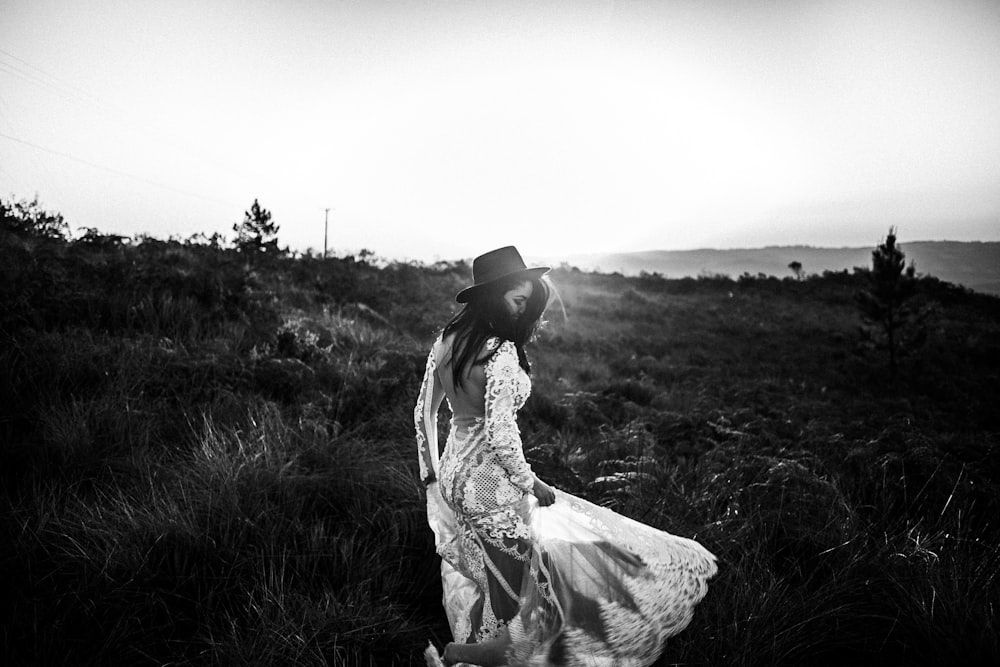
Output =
[{"x1": 414, "y1": 337, "x2": 716, "y2": 666}]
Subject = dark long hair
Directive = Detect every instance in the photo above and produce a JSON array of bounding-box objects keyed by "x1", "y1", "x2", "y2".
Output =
[{"x1": 443, "y1": 274, "x2": 550, "y2": 388}]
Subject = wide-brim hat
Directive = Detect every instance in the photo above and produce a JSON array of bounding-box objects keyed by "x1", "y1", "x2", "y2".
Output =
[{"x1": 455, "y1": 246, "x2": 550, "y2": 303}]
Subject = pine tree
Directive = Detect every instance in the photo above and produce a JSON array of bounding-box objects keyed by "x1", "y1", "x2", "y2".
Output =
[
  {"x1": 856, "y1": 227, "x2": 924, "y2": 379},
  {"x1": 232, "y1": 199, "x2": 280, "y2": 255}
]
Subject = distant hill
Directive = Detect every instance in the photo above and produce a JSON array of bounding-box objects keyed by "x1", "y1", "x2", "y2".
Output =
[{"x1": 552, "y1": 241, "x2": 1000, "y2": 295}]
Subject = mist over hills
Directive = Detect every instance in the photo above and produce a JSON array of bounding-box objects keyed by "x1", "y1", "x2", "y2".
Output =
[{"x1": 550, "y1": 241, "x2": 1000, "y2": 295}]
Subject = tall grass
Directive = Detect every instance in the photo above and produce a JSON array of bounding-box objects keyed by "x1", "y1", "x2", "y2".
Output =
[
  {"x1": 4, "y1": 403, "x2": 444, "y2": 665},
  {"x1": 2, "y1": 226, "x2": 998, "y2": 664}
]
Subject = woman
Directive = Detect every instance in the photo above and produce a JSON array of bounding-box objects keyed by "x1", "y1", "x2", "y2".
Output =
[{"x1": 416, "y1": 246, "x2": 716, "y2": 666}]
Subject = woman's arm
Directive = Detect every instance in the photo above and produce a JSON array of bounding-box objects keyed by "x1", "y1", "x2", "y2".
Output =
[
  {"x1": 414, "y1": 348, "x2": 445, "y2": 486},
  {"x1": 483, "y1": 341, "x2": 535, "y2": 494}
]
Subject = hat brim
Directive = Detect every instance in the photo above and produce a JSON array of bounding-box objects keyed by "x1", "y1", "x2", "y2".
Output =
[{"x1": 455, "y1": 267, "x2": 550, "y2": 303}]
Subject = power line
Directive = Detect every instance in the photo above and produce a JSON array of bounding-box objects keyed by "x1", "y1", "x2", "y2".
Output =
[
  {"x1": 0, "y1": 88, "x2": 69, "y2": 202},
  {"x1": 0, "y1": 49, "x2": 328, "y2": 232},
  {"x1": 0, "y1": 130, "x2": 237, "y2": 207},
  {"x1": 0, "y1": 49, "x2": 111, "y2": 111},
  {"x1": 0, "y1": 49, "x2": 259, "y2": 187}
]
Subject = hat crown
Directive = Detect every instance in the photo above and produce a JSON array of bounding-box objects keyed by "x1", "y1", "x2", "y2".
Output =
[
  {"x1": 472, "y1": 246, "x2": 528, "y2": 285},
  {"x1": 455, "y1": 246, "x2": 549, "y2": 303}
]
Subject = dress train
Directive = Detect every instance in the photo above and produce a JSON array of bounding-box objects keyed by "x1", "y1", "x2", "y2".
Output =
[{"x1": 427, "y1": 483, "x2": 716, "y2": 666}]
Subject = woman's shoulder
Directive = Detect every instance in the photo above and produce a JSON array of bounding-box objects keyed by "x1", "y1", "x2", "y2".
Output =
[
  {"x1": 437, "y1": 333, "x2": 514, "y2": 370},
  {"x1": 435, "y1": 332, "x2": 491, "y2": 364},
  {"x1": 485, "y1": 337, "x2": 517, "y2": 367},
  {"x1": 432, "y1": 334, "x2": 451, "y2": 363},
  {"x1": 444, "y1": 332, "x2": 504, "y2": 355}
]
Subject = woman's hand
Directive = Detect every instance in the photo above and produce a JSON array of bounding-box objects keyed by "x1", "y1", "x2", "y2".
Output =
[{"x1": 532, "y1": 477, "x2": 556, "y2": 506}]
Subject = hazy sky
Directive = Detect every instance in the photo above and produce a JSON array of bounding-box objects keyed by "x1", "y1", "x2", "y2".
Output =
[{"x1": 2, "y1": 0, "x2": 998, "y2": 261}]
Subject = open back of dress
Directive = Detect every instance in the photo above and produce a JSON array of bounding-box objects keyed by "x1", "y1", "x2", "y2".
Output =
[{"x1": 415, "y1": 335, "x2": 717, "y2": 666}]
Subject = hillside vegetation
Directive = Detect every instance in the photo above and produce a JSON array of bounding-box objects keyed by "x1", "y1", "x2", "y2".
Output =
[
  {"x1": 569, "y1": 241, "x2": 1000, "y2": 295},
  {"x1": 2, "y1": 211, "x2": 999, "y2": 666}
]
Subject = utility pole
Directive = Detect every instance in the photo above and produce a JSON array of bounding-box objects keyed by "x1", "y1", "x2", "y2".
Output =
[{"x1": 323, "y1": 207, "x2": 330, "y2": 259}]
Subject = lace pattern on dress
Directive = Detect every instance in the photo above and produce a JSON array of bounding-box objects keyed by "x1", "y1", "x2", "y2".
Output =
[
  {"x1": 431, "y1": 339, "x2": 539, "y2": 641},
  {"x1": 418, "y1": 336, "x2": 718, "y2": 663},
  {"x1": 483, "y1": 340, "x2": 534, "y2": 493},
  {"x1": 413, "y1": 348, "x2": 439, "y2": 482}
]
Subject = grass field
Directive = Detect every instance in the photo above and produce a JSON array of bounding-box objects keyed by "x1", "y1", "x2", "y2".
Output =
[{"x1": 2, "y1": 217, "x2": 999, "y2": 665}]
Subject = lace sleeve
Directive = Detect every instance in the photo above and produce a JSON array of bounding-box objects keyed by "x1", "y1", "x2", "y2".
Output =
[
  {"x1": 414, "y1": 346, "x2": 445, "y2": 484},
  {"x1": 484, "y1": 340, "x2": 534, "y2": 493}
]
